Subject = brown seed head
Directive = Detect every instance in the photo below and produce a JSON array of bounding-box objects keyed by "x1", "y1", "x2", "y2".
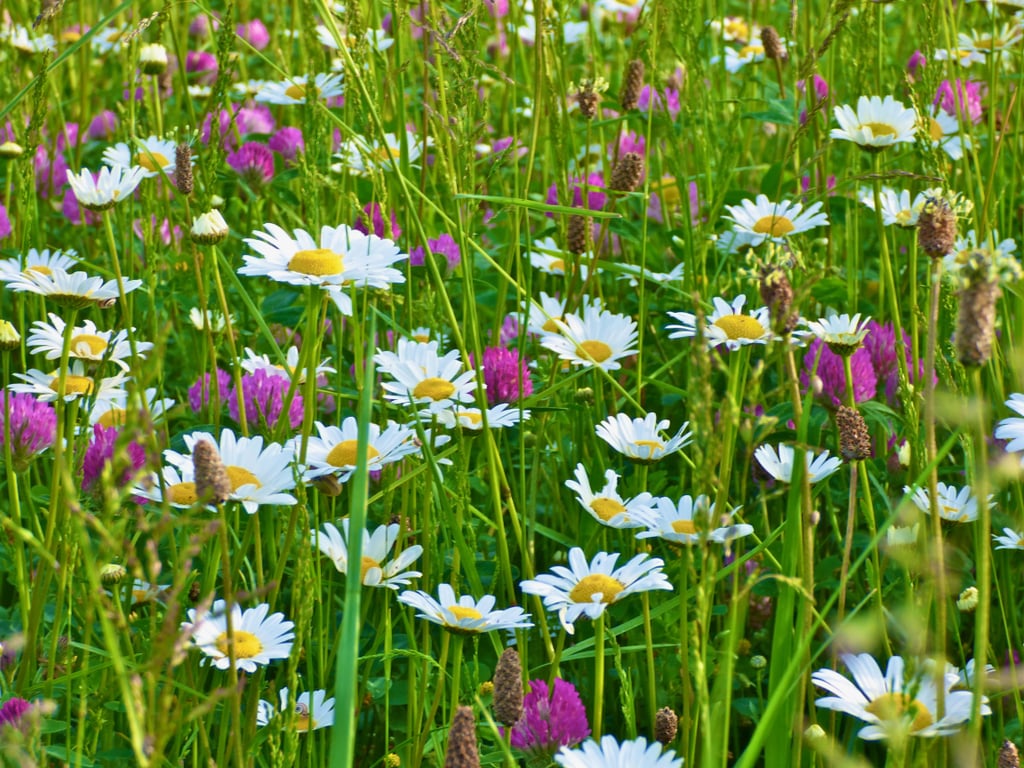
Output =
[
  {"x1": 566, "y1": 214, "x2": 590, "y2": 255},
  {"x1": 999, "y1": 740, "x2": 1021, "y2": 768},
  {"x1": 655, "y1": 706, "x2": 679, "y2": 744},
  {"x1": 760, "y1": 26, "x2": 785, "y2": 62},
  {"x1": 610, "y1": 152, "x2": 644, "y2": 192},
  {"x1": 444, "y1": 706, "x2": 480, "y2": 768},
  {"x1": 836, "y1": 405, "x2": 872, "y2": 461},
  {"x1": 758, "y1": 266, "x2": 797, "y2": 334},
  {"x1": 492, "y1": 648, "x2": 523, "y2": 726},
  {"x1": 620, "y1": 59, "x2": 645, "y2": 111},
  {"x1": 577, "y1": 83, "x2": 600, "y2": 120},
  {"x1": 192, "y1": 439, "x2": 231, "y2": 505},
  {"x1": 175, "y1": 143, "x2": 194, "y2": 196},
  {"x1": 956, "y1": 275, "x2": 1000, "y2": 368},
  {"x1": 917, "y1": 198, "x2": 957, "y2": 259}
]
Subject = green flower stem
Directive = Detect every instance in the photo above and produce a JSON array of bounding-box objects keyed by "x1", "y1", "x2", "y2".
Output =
[
  {"x1": 640, "y1": 591, "x2": 658, "y2": 736},
  {"x1": 969, "y1": 367, "x2": 991, "y2": 743},
  {"x1": 449, "y1": 633, "x2": 465, "y2": 720},
  {"x1": 215, "y1": 499, "x2": 246, "y2": 763},
  {"x1": 1, "y1": 353, "x2": 29, "y2": 632},
  {"x1": 592, "y1": 611, "x2": 606, "y2": 738},
  {"x1": 872, "y1": 163, "x2": 911, "y2": 401},
  {"x1": 211, "y1": 245, "x2": 248, "y2": 434}
]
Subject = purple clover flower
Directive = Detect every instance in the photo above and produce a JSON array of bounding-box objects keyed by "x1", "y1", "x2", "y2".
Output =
[
  {"x1": 508, "y1": 678, "x2": 590, "y2": 759},
  {"x1": 0, "y1": 698, "x2": 31, "y2": 728},
  {"x1": 637, "y1": 85, "x2": 681, "y2": 120},
  {"x1": 86, "y1": 109, "x2": 118, "y2": 142},
  {"x1": 268, "y1": 127, "x2": 305, "y2": 165},
  {"x1": 801, "y1": 338, "x2": 877, "y2": 408},
  {"x1": 355, "y1": 202, "x2": 402, "y2": 240},
  {"x1": 228, "y1": 369, "x2": 304, "y2": 430},
  {"x1": 82, "y1": 424, "x2": 148, "y2": 499},
  {"x1": 934, "y1": 79, "x2": 983, "y2": 124},
  {"x1": 0, "y1": 204, "x2": 10, "y2": 241},
  {"x1": 227, "y1": 142, "x2": 275, "y2": 187},
  {"x1": 236, "y1": 19, "x2": 270, "y2": 49},
  {"x1": 409, "y1": 234, "x2": 460, "y2": 271},
  {"x1": 1, "y1": 392, "x2": 57, "y2": 471},
  {"x1": 480, "y1": 346, "x2": 532, "y2": 405},
  {"x1": 907, "y1": 50, "x2": 926, "y2": 80},
  {"x1": 188, "y1": 369, "x2": 232, "y2": 413},
  {"x1": 545, "y1": 173, "x2": 607, "y2": 216},
  {"x1": 186, "y1": 51, "x2": 218, "y2": 85}
]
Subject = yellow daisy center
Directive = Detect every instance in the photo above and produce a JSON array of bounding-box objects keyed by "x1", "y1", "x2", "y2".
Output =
[
  {"x1": 548, "y1": 258, "x2": 566, "y2": 272},
  {"x1": 941, "y1": 504, "x2": 965, "y2": 520},
  {"x1": 633, "y1": 439, "x2": 664, "y2": 452},
  {"x1": 863, "y1": 692, "x2": 934, "y2": 733},
  {"x1": 167, "y1": 482, "x2": 198, "y2": 505},
  {"x1": 226, "y1": 466, "x2": 261, "y2": 490},
  {"x1": 70, "y1": 333, "x2": 108, "y2": 356},
  {"x1": 26, "y1": 265, "x2": 52, "y2": 275},
  {"x1": 862, "y1": 122, "x2": 897, "y2": 138},
  {"x1": 671, "y1": 519, "x2": 698, "y2": 534},
  {"x1": 652, "y1": 177, "x2": 681, "y2": 207},
  {"x1": 724, "y1": 19, "x2": 749, "y2": 39},
  {"x1": 448, "y1": 606, "x2": 483, "y2": 621},
  {"x1": 590, "y1": 498, "x2": 626, "y2": 522},
  {"x1": 739, "y1": 44, "x2": 765, "y2": 58},
  {"x1": 285, "y1": 83, "x2": 318, "y2": 101},
  {"x1": 326, "y1": 440, "x2": 381, "y2": 467},
  {"x1": 289, "y1": 248, "x2": 344, "y2": 277},
  {"x1": 97, "y1": 407, "x2": 126, "y2": 427},
  {"x1": 752, "y1": 215, "x2": 795, "y2": 237},
  {"x1": 360, "y1": 555, "x2": 381, "y2": 581},
  {"x1": 412, "y1": 333, "x2": 431, "y2": 343},
  {"x1": 457, "y1": 411, "x2": 483, "y2": 427},
  {"x1": 928, "y1": 118, "x2": 945, "y2": 142},
  {"x1": 569, "y1": 574, "x2": 625, "y2": 604},
  {"x1": 292, "y1": 708, "x2": 314, "y2": 732},
  {"x1": 542, "y1": 316, "x2": 562, "y2": 333},
  {"x1": 135, "y1": 152, "x2": 169, "y2": 172},
  {"x1": 370, "y1": 146, "x2": 401, "y2": 163},
  {"x1": 49, "y1": 374, "x2": 94, "y2": 395},
  {"x1": 712, "y1": 314, "x2": 766, "y2": 340},
  {"x1": 413, "y1": 377, "x2": 456, "y2": 401},
  {"x1": 576, "y1": 340, "x2": 613, "y2": 363},
  {"x1": 215, "y1": 629, "x2": 264, "y2": 659}
]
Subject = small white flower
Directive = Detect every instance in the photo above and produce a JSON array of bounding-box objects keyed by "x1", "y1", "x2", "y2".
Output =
[
  {"x1": 397, "y1": 583, "x2": 534, "y2": 634},
  {"x1": 993, "y1": 527, "x2": 1024, "y2": 550},
  {"x1": 904, "y1": 482, "x2": 993, "y2": 522},
  {"x1": 633, "y1": 494, "x2": 753, "y2": 545},
  {"x1": 564, "y1": 463, "x2": 653, "y2": 529},
  {"x1": 301, "y1": 418, "x2": 421, "y2": 481},
  {"x1": 102, "y1": 136, "x2": 181, "y2": 179},
  {"x1": 191, "y1": 210, "x2": 230, "y2": 244},
  {"x1": 66, "y1": 165, "x2": 147, "y2": 211},
  {"x1": 595, "y1": 412, "x2": 692, "y2": 463},
  {"x1": 27, "y1": 313, "x2": 151, "y2": 371},
  {"x1": 254, "y1": 72, "x2": 344, "y2": 105},
  {"x1": 723, "y1": 194, "x2": 829, "y2": 246},
  {"x1": 540, "y1": 306, "x2": 639, "y2": 372},
  {"x1": 257, "y1": 688, "x2": 335, "y2": 731},
  {"x1": 183, "y1": 600, "x2": 295, "y2": 673},
  {"x1": 666, "y1": 294, "x2": 774, "y2": 350},
  {"x1": 311, "y1": 519, "x2": 423, "y2": 589},
  {"x1": 753, "y1": 443, "x2": 842, "y2": 484},
  {"x1": 804, "y1": 311, "x2": 871, "y2": 350},
  {"x1": 555, "y1": 736, "x2": 684, "y2": 768},
  {"x1": 831, "y1": 96, "x2": 918, "y2": 149}
]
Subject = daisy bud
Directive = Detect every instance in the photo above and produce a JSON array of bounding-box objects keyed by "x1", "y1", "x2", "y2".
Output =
[
  {"x1": 956, "y1": 254, "x2": 1000, "y2": 368},
  {"x1": 492, "y1": 648, "x2": 523, "y2": 726},
  {"x1": 0, "y1": 319, "x2": 20, "y2": 351},
  {"x1": 761, "y1": 26, "x2": 785, "y2": 62},
  {"x1": 192, "y1": 439, "x2": 231, "y2": 505},
  {"x1": 100, "y1": 563, "x2": 127, "y2": 585},
  {"x1": 998, "y1": 740, "x2": 1020, "y2": 768},
  {"x1": 566, "y1": 214, "x2": 590, "y2": 256},
  {"x1": 139, "y1": 42, "x2": 168, "y2": 75},
  {"x1": 957, "y1": 585, "x2": 978, "y2": 612},
  {"x1": 655, "y1": 706, "x2": 679, "y2": 745},
  {"x1": 0, "y1": 141, "x2": 24, "y2": 159},
  {"x1": 444, "y1": 706, "x2": 480, "y2": 768},
  {"x1": 190, "y1": 210, "x2": 229, "y2": 245},
  {"x1": 917, "y1": 197, "x2": 957, "y2": 259},
  {"x1": 804, "y1": 723, "x2": 827, "y2": 743},
  {"x1": 836, "y1": 405, "x2": 872, "y2": 461},
  {"x1": 620, "y1": 59, "x2": 645, "y2": 111},
  {"x1": 610, "y1": 152, "x2": 644, "y2": 193},
  {"x1": 175, "y1": 143, "x2": 194, "y2": 196}
]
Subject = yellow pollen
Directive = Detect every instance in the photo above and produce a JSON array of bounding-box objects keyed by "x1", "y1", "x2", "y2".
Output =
[
  {"x1": 739, "y1": 44, "x2": 765, "y2": 58},
  {"x1": 457, "y1": 411, "x2": 483, "y2": 427},
  {"x1": 215, "y1": 629, "x2": 264, "y2": 659},
  {"x1": 633, "y1": 439, "x2": 664, "y2": 452},
  {"x1": 97, "y1": 407, "x2": 126, "y2": 427},
  {"x1": 288, "y1": 248, "x2": 344, "y2": 276},
  {"x1": 49, "y1": 374, "x2": 94, "y2": 395},
  {"x1": 652, "y1": 177, "x2": 681, "y2": 207},
  {"x1": 226, "y1": 466, "x2": 261, "y2": 491},
  {"x1": 70, "y1": 333, "x2": 108, "y2": 356},
  {"x1": 448, "y1": 605, "x2": 484, "y2": 621},
  {"x1": 167, "y1": 482, "x2": 198, "y2": 505},
  {"x1": 285, "y1": 83, "x2": 312, "y2": 100},
  {"x1": 863, "y1": 692, "x2": 934, "y2": 733},
  {"x1": 576, "y1": 340, "x2": 613, "y2": 363},
  {"x1": 928, "y1": 118, "x2": 945, "y2": 142},
  {"x1": 413, "y1": 377, "x2": 456, "y2": 401},
  {"x1": 293, "y1": 712, "x2": 314, "y2": 731},
  {"x1": 326, "y1": 440, "x2": 381, "y2": 467},
  {"x1": 370, "y1": 146, "x2": 401, "y2": 163},
  {"x1": 26, "y1": 265, "x2": 52, "y2": 275},
  {"x1": 671, "y1": 519, "x2": 698, "y2": 534},
  {"x1": 135, "y1": 152, "x2": 169, "y2": 172},
  {"x1": 548, "y1": 258, "x2": 566, "y2": 272},
  {"x1": 360, "y1": 555, "x2": 381, "y2": 581},
  {"x1": 752, "y1": 215, "x2": 795, "y2": 237},
  {"x1": 542, "y1": 316, "x2": 562, "y2": 333},
  {"x1": 712, "y1": 314, "x2": 765, "y2": 340},
  {"x1": 412, "y1": 333, "x2": 430, "y2": 343},
  {"x1": 590, "y1": 498, "x2": 627, "y2": 522},
  {"x1": 863, "y1": 121, "x2": 897, "y2": 138},
  {"x1": 569, "y1": 574, "x2": 625, "y2": 604},
  {"x1": 940, "y1": 504, "x2": 966, "y2": 521}
]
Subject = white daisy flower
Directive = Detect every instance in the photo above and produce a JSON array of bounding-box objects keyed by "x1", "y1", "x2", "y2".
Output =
[
  {"x1": 753, "y1": 443, "x2": 842, "y2": 484},
  {"x1": 564, "y1": 463, "x2": 652, "y2": 529},
  {"x1": 428, "y1": 403, "x2": 531, "y2": 431},
  {"x1": 803, "y1": 311, "x2": 871, "y2": 351},
  {"x1": 240, "y1": 222, "x2": 407, "y2": 315},
  {"x1": 831, "y1": 96, "x2": 918, "y2": 149},
  {"x1": 9, "y1": 362, "x2": 127, "y2": 403},
  {"x1": 555, "y1": 736, "x2": 683, "y2": 768},
  {"x1": 858, "y1": 187, "x2": 921, "y2": 228},
  {"x1": 377, "y1": 344, "x2": 477, "y2": 413},
  {"x1": 595, "y1": 412, "x2": 692, "y2": 463},
  {"x1": 540, "y1": 305, "x2": 638, "y2": 372},
  {"x1": 904, "y1": 482, "x2": 993, "y2": 522},
  {"x1": 1, "y1": 267, "x2": 143, "y2": 308},
  {"x1": 522, "y1": 292, "x2": 601, "y2": 336},
  {"x1": 240, "y1": 346, "x2": 336, "y2": 384},
  {"x1": 301, "y1": 418, "x2": 420, "y2": 482},
  {"x1": 27, "y1": 313, "x2": 151, "y2": 371},
  {"x1": 257, "y1": 688, "x2": 335, "y2": 731},
  {"x1": 666, "y1": 294, "x2": 774, "y2": 350},
  {"x1": 311, "y1": 519, "x2": 423, "y2": 589},
  {"x1": 716, "y1": 40, "x2": 786, "y2": 73},
  {"x1": 812, "y1": 653, "x2": 989, "y2": 741},
  {"x1": 230, "y1": 79, "x2": 269, "y2": 99},
  {"x1": 723, "y1": 194, "x2": 829, "y2": 246},
  {"x1": 960, "y1": 24, "x2": 1024, "y2": 55},
  {"x1": 923, "y1": 108, "x2": 971, "y2": 161},
  {"x1": 373, "y1": 337, "x2": 443, "y2": 378},
  {"x1": 254, "y1": 72, "x2": 344, "y2": 105},
  {"x1": 132, "y1": 464, "x2": 198, "y2": 508},
  {"x1": 317, "y1": 25, "x2": 394, "y2": 52},
  {"x1": 162, "y1": 429, "x2": 298, "y2": 514},
  {"x1": 633, "y1": 494, "x2": 753, "y2": 545},
  {"x1": 995, "y1": 393, "x2": 1024, "y2": 461},
  {"x1": 519, "y1": 547, "x2": 672, "y2": 633},
  {"x1": 946, "y1": 229, "x2": 1019, "y2": 275},
  {"x1": 65, "y1": 165, "x2": 147, "y2": 211},
  {"x1": 102, "y1": 136, "x2": 183, "y2": 179},
  {"x1": 993, "y1": 527, "x2": 1024, "y2": 550},
  {"x1": 0, "y1": 248, "x2": 78, "y2": 282},
  {"x1": 90, "y1": 26, "x2": 128, "y2": 54},
  {"x1": 6, "y1": 25, "x2": 55, "y2": 53},
  {"x1": 189, "y1": 307, "x2": 233, "y2": 333},
  {"x1": 183, "y1": 599, "x2": 295, "y2": 673},
  {"x1": 397, "y1": 583, "x2": 534, "y2": 634},
  {"x1": 332, "y1": 130, "x2": 425, "y2": 175},
  {"x1": 88, "y1": 387, "x2": 174, "y2": 428},
  {"x1": 527, "y1": 236, "x2": 591, "y2": 276}
]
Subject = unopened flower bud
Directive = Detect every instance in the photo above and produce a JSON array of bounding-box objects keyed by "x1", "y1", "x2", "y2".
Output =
[
  {"x1": 191, "y1": 210, "x2": 229, "y2": 245},
  {"x1": 917, "y1": 198, "x2": 957, "y2": 259},
  {"x1": 566, "y1": 214, "x2": 590, "y2": 255},
  {"x1": 100, "y1": 563, "x2": 128, "y2": 585},
  {"x1": 761, "y1": 26, "x2": 785, "y2": 61},
  {"x1": 957, "y1": 586, "x2": 979, "y2": 612},
  {"x1": 0, "y1": 141, "x2": 24, "y2": 159},
  {"x1": 139, "y1": 43, "x2": 168, "y2": 75},
  {"x1": 610, "y1": 152, "x2": 644, "y2": 192},
  {"x1": 0, "y1": 319, "x2": 20, "y2": 351}
]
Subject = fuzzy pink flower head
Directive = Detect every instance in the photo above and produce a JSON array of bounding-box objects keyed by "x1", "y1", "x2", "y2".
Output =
[
  {"x1": 480, "y1": 346, "x2": 533, "y2": 405},
  {"x1": 1, "y1": 392, "x2": 57, "y2": 470},
  {"x1": 0, "y1": 698, "x2": 32, "y2": 729},
  {"x1": 409, "y1": 234, "x2": 460, "y2": 271},
  {"x1": 545, "y1": 173, "x2": 607, "y2": 217},
  {"x1": 86, "y1": 109, "x2": 118, "y2": 142},
  {"x1": 356, "y1": 202, "x2": 402, "y2": 240},
  {"x1": 186, "y1": 50, "x2": 218, "y2": 85},
  {"x1": 236, "y1": 19, "x2": 270, "y2": 49},
  {"x1": 188, "y1": 369, "x2": 232, "y2": 413},
  {"x1": 801, "y1": 338, "x2": 877, "y2": 408},
  {"x1": 907, "y1": 50, "x2": 926, "y2": 80},
  {"x1": 0, "y1": 204, "x2": 10, "y2": 241},
  {"x1": 637, "y1": 86, "x2": 681, "y2": 120},
  {"x1": 268, "y1": 127, "x2": 305, "y2": 165},
  {"x1": 508, "y1": 679, "x2": 590, "y2": 759},
  {"x1": 226, "y1": 142, "x2": 275, "y2": 187},
  {"x1": 82, "y1": 424, "x2": 148, "y2": 498},
  {"x1": 228, "y1": 369, "x2": 304, "y2": 431},
  {"x1": 934, "y1": 79, "x2": 983, "y2": 125}
]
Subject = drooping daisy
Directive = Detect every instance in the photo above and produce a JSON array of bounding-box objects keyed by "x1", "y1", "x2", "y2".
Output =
[
  {"x1": 301, "y1": 418, "x2": 420, "y2": 482},
  {"x1": 519, "y1": 547, "x2": 672, "y2": 633},
  {"x1": 311, "y1": 519, "x2": 423, "y2": 589},
  {"x1": 1, "y1": 267, "x2": 143, "y2": 309},
  {"x1": 428, "y1": 402, "x2": 531, "y2": 431},
  {"x1": 564, "y1": 463, "x2": 652, "y2": 529},
  {"x1": 753, "y1": 443, "x2": 842, "y2": 484},
  {"x1": 723, "y1": 194, "x2": 829, "y2": 247},
  {"x1": 993, "y1": 527, "x2": 1024, "y2": 550},
  {"x1": 540, "y1": 306, "x2": 638, "y2": 372},
  {"x1": 595, "y1": 412, "x2": 692, "y2": 463},
  {"x1": 102, "y1": 136, "x2": 182, "y2": 179},
  {"x1": 528, "y1": 236, "x2": 591, "y2": 277},
  {"x1": 633, "y1": 494, "x2": 753, "y2": 545},
  {"x1": 995, "y1": 393, "x2": 1024, "y2": 461},
  {"x1": 858, "y1": 187, "x2": 921, "y2": 227},
  {"x1": 377, "y1": 344, "x2": 477, "y2": 413},
  {"x1": 666, "y1": 294, "x2": 774, "y2": 350},
  {"x1": 831, "y1": 96, "x2": 918, "y2": 149},
  {"x1": 373, "y1": 338, "x2": 444, "y2": 378},
  {"x1": 9, "y1": 362, "x2": 127, "y2": 403},
  {"x1": 332, "y1": 130, "x2": 425, "y2": 175},
  {"x1": 240, "y1": 222, "x2": 407, "y2": 315},
  {"x1": 904, "y1": 482, "x2": 993, "y2": 522},
  {"x1": 27, "y1": 314, "x2": 151, "y2": 371},
  {"x1": 240, "y1": 346, "x2": 336, "y2": 384},
  {"x1": 555, "y1": 735, "x2": 684, "y2": 768},
  {"x1": 183, "y1": 600, "x2": 295, "y2": 673},
  {"x1": 812, "y1": 653, "x2": 989, "y2": 741},
  {"x1": 254, "y1": 72, "x2": 344, "y2": 105},
  {"x1": 0, "y1": 247, "x2": 78, "y2": 281},
  {"x1": 522, "y1": 292, "x2": 602, "y2": 337},
  {"x1": 923, "y1": 108, "x2": 971, "y2": 161},
  {"x1": 65, "y1": 165, "x2": 147, "y2": 211},
  {"x1": 397, "y1": 583, "x2": 534, "y2": 634},
  {"x1": 803, "y1": 312, "x2": 871, "y2": 354},
  {"x1": 163, "y1": 429, "x2": 298, "y2": 514},
  {"x1": 87, "y1": 387, "x2": 175, "y2": 428},
  {"x1": 257, "y1": 688, "x2": 335, "y2": 731}
]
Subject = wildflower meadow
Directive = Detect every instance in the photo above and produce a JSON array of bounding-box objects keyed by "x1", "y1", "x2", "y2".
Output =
[{"x1": 3, "y1": 0, "x2": 1024, "y2": 765}]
